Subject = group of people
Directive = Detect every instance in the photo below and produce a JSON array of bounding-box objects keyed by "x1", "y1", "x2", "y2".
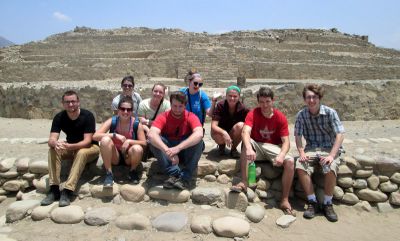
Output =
[{"x1": 40, "y1": 70, "x2": 345, "y2": 223}]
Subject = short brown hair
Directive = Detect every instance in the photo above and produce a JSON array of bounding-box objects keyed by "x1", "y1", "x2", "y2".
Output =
[
  {"x1": 257, "y1": 87, "x2": 274, "y2": 101},
  {"x1": 170, "y1": 91, "x2": 187, "y2": 104},
  {"x1": 303, "y1": 84, "x2": 324, "y2": 99},
  {"x1": 62, "y1": 90, "x2": 79, "y2": 102}
]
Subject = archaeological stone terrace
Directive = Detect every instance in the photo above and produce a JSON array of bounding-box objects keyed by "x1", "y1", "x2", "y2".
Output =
[{"x1": 0, "y1": 27, "x2": 400, "y2": 121}]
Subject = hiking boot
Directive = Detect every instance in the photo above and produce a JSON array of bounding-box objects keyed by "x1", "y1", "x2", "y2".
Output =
[
  {"x1": 173, "y1": 177, "x2": 190, "y2": 190},
  {"x1": 218, "y1": 144, "x2": 226, "y2": 155},
  {"x1": 59, "y1": 189, "x2": 72, "y2": 207},
  {"x1": 129, "y1": 170, "x2": 140, "y2": 185},
  {"x1": 303, "y1": 201, "x2": 318, "y2": 219},
  {"x1": 41, "y1": 185, "x2": 60, "y2": 206},
  {"x1": 323, "y1": 203, "x2": 338, "y2": 222},
  {"x1": 103, "y1": 171, "x2": 114, "y2": 187},
  {"x1": 163, "y1": 176, "x2": 177, "y2": 189}
]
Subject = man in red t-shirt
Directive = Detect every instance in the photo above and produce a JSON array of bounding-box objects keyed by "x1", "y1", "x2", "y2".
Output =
[
  {"x1": 231, "y1": 87, "x2": 295, "y2": 216},
  {"x1": 148, "y1": 91, "x2": 203, "y2": 190}
]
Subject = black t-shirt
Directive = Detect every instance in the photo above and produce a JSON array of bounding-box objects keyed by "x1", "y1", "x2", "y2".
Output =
[
  {"x1": 50, "y1": 108, "x2": 97, "y2": 144},
  {"x1": 212, "y1": 100, "x2": 249, "y2": 132}
]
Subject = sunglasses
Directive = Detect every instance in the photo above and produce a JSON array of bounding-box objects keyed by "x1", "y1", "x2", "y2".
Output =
[
  {"x1": 118, "y1": 107, "x2": 133, "y2": 112},
  {"x1": 193, "y1": 81, "x2": 203, "y2": 87},
  {"x1": 122, "y1": 84, "x2": 133, "y2": 88}
]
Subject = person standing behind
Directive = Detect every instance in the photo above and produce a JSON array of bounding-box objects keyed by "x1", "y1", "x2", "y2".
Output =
[
  {"x1": 93, "y1": 96, "x2": 146, "y2": 187},
  {"x1": 148, "y1": 91, "x2": 203, "y2": 190},
  {"x1": 231, "y1": 87, "x2": 295, "y2": 216},
  {"x1": 41, "y1": 90, "x2": 100, "y2": 207},
  {"x1": 111, "y1": 75, "x2": 142, "y2": 114},
  {"x1": 295, "y1": 84, "x2": 345, "y2": 222},
  {"x1": 138, "y1": 83, "x2": 171, "y2": 133},
  {"x1": 211, "y1": 85, "x2": 249, "y2": 157},
  {"x1": 180, "y1": 69, "x2": 213, "y2": 126}
]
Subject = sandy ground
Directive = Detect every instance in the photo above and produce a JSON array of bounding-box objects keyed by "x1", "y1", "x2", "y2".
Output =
[{"x1": 1, "y1": 117, "x2": 400, "y2": 241}]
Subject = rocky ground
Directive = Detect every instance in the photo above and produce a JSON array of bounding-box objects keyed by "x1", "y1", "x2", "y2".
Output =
[{"x1": 1, "y1": 117, "x2": 400, "y2": 241}]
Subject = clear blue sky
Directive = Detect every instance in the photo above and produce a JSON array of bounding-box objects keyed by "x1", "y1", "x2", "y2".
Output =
[{"x1": 1, "y1": 0, "x2": 399, "y2": 50}]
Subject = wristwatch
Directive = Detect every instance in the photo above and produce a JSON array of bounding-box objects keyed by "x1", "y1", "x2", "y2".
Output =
[{"x1": 113, "y1": 133, "x2": 116, "y2": 138}]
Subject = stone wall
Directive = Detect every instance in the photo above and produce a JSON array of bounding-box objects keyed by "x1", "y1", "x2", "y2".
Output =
[{"x1": 1, "y1": 81, "x2": 399, "y2": 122}]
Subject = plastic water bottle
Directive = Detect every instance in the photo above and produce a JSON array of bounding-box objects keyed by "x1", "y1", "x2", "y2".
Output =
[{"x1": 248, "y1": 162, "x2": 256, "y2": 185}]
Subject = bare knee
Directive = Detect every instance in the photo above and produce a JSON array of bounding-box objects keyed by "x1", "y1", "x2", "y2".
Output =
[
  {"x1": 284, "y1": 158, "x2": 295, "y2": 170},
  {"x1": 100, "y1": 136, "x2": 113, "y2": 147},
  {"x1": 129, "y1": 144, "x2": 143, "y2": 156}
]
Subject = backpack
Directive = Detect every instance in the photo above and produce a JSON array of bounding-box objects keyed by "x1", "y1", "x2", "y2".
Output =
[
  {"x1": 185, "y1": 88, "x2": 205, "y2": 125},
  {"x1": 110, "y1": 115, "x2": 139, "y2": 140}
]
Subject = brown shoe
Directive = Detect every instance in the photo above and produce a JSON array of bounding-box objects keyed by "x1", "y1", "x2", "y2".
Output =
[{"x1": 323, "y1": 203, "x2": 338, "y2": 222}]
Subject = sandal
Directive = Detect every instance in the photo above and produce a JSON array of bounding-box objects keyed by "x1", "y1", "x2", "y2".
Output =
[{"x1": 230, "y1": 182, "x2": 247, "y2": 194}]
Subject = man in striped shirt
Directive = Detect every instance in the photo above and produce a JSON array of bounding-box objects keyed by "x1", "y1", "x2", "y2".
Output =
[{"x1": 294, "y1": 84, "x2": 345, "y2": 222}]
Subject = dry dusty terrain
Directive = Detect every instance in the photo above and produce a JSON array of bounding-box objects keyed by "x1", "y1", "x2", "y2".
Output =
[{"x1": 1, "y1": 117, "x2": 400, "y2": 241}]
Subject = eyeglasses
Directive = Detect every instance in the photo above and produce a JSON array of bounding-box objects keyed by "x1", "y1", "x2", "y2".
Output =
[
  {"x1": 118, "y1": 107, "x2": 133, "y2": 112},
  {"x1": 122, "y1": 84, "x2": 133, "y2": 88},
  {"x1": 193, "y1": 82, "x2": 203, "y2": 87},
  {"x1": 63, "y1": 100, "x2": 78, "y2": 105},
  {"x1": 306, "y1": 95, "x2": 319, "y2": 100}
]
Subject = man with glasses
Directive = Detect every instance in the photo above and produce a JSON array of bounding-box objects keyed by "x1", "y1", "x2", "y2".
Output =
[
  {"x1": 294, "y1": 84, "x2": 345, "y2": 222},
  {"x1": 112, "y1": 75, "x2": 142, "y2": 114},
  {"x1": 148, "y1": 91, "x2": 203, "y2": 190},
  {"x1": 41, "y1": 90, "x2": 100, "y2": 207}
]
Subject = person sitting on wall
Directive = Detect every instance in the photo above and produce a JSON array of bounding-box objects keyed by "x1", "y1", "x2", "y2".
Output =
[
  {"x1": 148, "y1": 91, "x2": 203, "y2": 190},
  {"x1": 41, "y1": 90, "x2": 100, "y2": 207},
  {"x1": 231, "y1": 87, "x2": 295, "y2": 216},
  {"x1": 294, "y1": 84, "x2": 345, "y2": 222},
  {"x1": 93, "y1": 96, "x2": 146, "y2": 187},
  {"x1": 211, "y1": 85, "x2": 249, "y2": 158},
  {"x1": 180, "y1": 69, "x2": 213, "y2": 126},
  {"x1": 138, "y1": 83, "x2": 171, "y2": 134},
  {"x1": 111, "y1": 75, "x2": 142, "y2": 115}
]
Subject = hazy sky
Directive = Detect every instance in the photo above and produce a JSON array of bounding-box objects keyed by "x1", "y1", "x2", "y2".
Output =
[{"x1": 1, "y1": 0, "x2": 399, "y2": 50}]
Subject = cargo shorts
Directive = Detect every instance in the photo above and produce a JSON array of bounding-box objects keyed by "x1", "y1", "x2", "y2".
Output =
[
  {"x1": 249, "y1": 139, "x2": 294, "y2": 163},
  {"x1": 295, "y1": 148, "x2": 341, "y2": 176}
]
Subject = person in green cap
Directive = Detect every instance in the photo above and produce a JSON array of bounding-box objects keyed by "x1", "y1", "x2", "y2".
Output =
[{"x1": 211, "y1": 85, "x2": 249, "y2": 157}]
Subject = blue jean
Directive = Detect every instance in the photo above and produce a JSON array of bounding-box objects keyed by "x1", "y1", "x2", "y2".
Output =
[{"x1": 149, "y1": 136, "x2": 203, "y2": 181}]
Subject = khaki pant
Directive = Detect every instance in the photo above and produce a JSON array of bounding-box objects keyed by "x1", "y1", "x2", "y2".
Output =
[{"x1": 48, "y1": 144, "x2": 100, "y2": 191}]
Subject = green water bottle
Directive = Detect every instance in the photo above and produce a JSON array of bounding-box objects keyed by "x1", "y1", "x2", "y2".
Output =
[{"x1": 248, "y1": 161, "x2": 256, "y2": 185}]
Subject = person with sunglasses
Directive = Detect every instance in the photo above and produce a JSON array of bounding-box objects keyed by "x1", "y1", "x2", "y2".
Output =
[
  {"x1": 179, "y1": 69, "x2": 213, "y2": 125},
  {"x1": 93, "y1": 96, "x2": 146, "y2": 186},
  {"x1": 138, "y1": 83, "x2": 171, "y2": 134},
  {"x1": 111, "y1": 75, "x2": 142, "y2": 115},
  {"x1": 211, "y1": 85, "x2": 249, "y2": 158},
  {"x1": 41, "y1": 90, "x2": 100, "y2": 207}
]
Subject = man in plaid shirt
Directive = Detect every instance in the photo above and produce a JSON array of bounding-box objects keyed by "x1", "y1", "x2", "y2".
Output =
[{"x1": 294, "y1": 84, "x2": 345, "y2": 222}]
